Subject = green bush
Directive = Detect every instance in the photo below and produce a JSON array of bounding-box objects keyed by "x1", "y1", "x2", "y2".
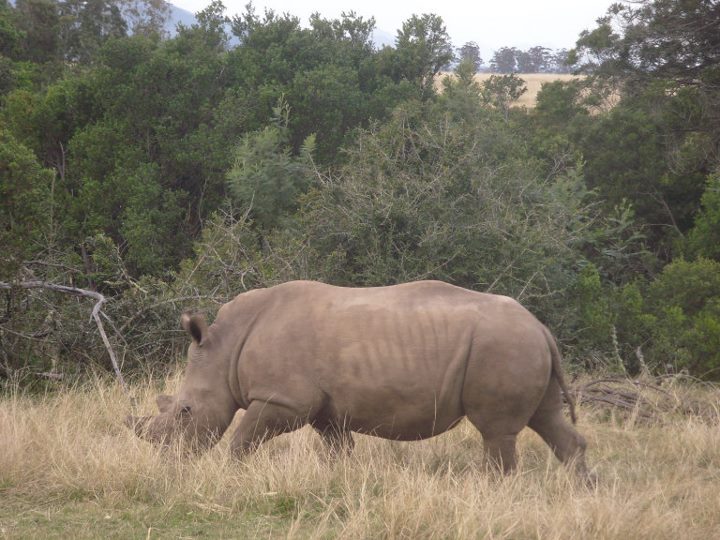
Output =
[
  {"x1": 688, "y1": 172, "x2": 720, "y2": 260},
  {"x1": 616, "y1": 258, "x2": 720, "y2": 377}
]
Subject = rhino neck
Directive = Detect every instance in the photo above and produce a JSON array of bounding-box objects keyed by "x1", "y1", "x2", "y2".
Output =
[{"x1": 212, "y1": 292, "x2": 268, "y2": 410}]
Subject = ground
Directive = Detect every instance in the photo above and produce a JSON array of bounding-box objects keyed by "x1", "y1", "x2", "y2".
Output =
[{"x1": 1, "y1": 371, "x2": 718, "y2": 539}]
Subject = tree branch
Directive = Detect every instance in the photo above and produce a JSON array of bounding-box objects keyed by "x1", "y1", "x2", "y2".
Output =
[{"x1": 0, "y1": 280, "x2": 128, "y2": 393}]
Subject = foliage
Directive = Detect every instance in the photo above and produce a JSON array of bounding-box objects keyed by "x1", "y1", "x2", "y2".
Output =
[
  {"x1": 489, "y1": 46, "x2": 571, "y2": 74},
  {"x1": 534, "y1": 80, "x2": 586, "y2": 125},
  {"x1": 480, "y1": 74, "x2": 527, "y2": 120},
  {"x1": 572, "y1": 0, "x2": 720, "y2": 85},
  {"x1": 226, "y1": 98, "x2": 316, "y2": 230},
  {"x1": 392, "y1": 14, "x2": 454, "y2": 99},
  {"x1": 295, "y1": 95, "x2": 598, "y2": 342},
  {"x1": 1, "y1": 1, "x2": 720, "y2": 380},
  {"x1": 637, "y1": 259, "x2": 720, "y2": 376},
  {"x1": 457, "y1": 41, "x2": 482, "y2": 72},
  {"x1": 568, "y1": 263, "x2": 614, "y2": 357},
  {"x1": 688, "y1": 172, "x2": 720, "y2": 260},
  {"x1": 0, "y1": 128, "x2": 54, "y2": 277},
  {"x1": 568, "y1": 0, "x2": 719, "y2": 260},
  {"x1": 490, "y1": 47, "x2": 518, "y2": 73}
]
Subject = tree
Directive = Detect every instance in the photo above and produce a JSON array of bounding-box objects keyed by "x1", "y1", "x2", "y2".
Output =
[
  {"x1": 0, "y1": 128, "x2": 55, "y2": 278},
  {"x1": 12, "y1": 0, "x2": 61, "y2": 64},
  {"x1": 56, "y1": 0, "x2": 128, "y2": 63},
  {"x1": 437, "y1": 57, "x2": 484, "y2": 123},
  {"x1": 569, "y1": 0, "x2": 720, "y2": 259},
  {"x1": 480, "y1": 74, "x2": 527, "y2": 120},
  {"x1": 120, "y1": 0, "x2": 169, "y2": 37},
  {"x1": 0, "y1": 0, "x2": 21, "y2": 58},
  {"x1": 572, "y1": 0, "x2": 720, "y2": 85},
  {"x1": 228, "y1": 6, "x2": 414, "y2": 163},
  {"x1": 188, "y1": 0, "x2": 229, "y2": 51},
  {"x1": 638, "y1": 258, "x2": 720, "y2": 376},
  {"x1": 393, "y1": 13, "x2": 454, "y2": 98},
  {"x1": 534, "y1": 80, "x2": 586, "y2": 124},
  {"x1": 308, "y1": 10, "x2": 376, "y2": 51},
  {"x1": 516, "y1": 46, "x2": 550, "y2": 73},
  {"x1": 226, "y1": 98, "x2": 315, "y2": 231},
  {"x1": 457, "y1": 41, "x2": 482, "y2": 72},
  {"x1": 688, "y1": 173, "x2": 720, "y2": 261},
  {"x1": 577, "y1": 104, "x2": 704, "y2": 255},
  {"x1": 291, "y1": 93, "x2": 611, "y2": 362},
  {"x1": 490, "y1": 47, "x2": 518, "y2": 73},
  {"x1": 549, "y1": 48, "x2": 572, "y2": 73}
]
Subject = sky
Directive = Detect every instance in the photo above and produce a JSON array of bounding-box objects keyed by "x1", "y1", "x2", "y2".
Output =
[{"x1": 170, "y1": 0, "x2": 614, "y2": 55}]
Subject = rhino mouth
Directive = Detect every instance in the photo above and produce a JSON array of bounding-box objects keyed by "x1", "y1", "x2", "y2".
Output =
[
  {"x1": 125, "y1": 414, "x2": 149, "y2": 432},
  {"x1": 125, "y1": 413, "x2": 221, "y2": 453},
  {"x1": 125, "y1": 413, "x2": 179, "y2": 446}
]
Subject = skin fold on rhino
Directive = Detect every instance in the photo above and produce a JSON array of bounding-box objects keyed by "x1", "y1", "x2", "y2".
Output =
[{"x1": 126, "y1": 280, "x2": 591, "y2": 481}]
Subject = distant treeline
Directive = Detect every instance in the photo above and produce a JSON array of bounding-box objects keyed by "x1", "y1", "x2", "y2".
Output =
[
  {"x1": 1, "y1": 0, "x2": 719, "y2": 382},
  {"x1": 456, "y1": 42, "x2": 572, "y2": 73}
]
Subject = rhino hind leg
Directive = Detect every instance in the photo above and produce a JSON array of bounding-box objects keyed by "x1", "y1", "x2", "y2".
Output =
[
  {"x1": 479, "y1": 431, "x2": 519, "y2": 473},
  {"x1": 527, "y1": 379, "x2": 591, "y2": 483},
  {"x1": 464, "y1": 409, "x2": 527, "y2": 473}
]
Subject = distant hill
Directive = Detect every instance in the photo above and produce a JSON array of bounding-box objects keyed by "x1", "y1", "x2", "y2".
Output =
[
  {"x1": 165, "y1": 3, "x2": 197, "y2": 34},
  {"x1": 372, "y1": 28, "x2": 395, "y2": 48}
]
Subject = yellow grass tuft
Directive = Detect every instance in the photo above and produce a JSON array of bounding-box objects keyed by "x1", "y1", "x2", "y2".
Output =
[{"x1": 1, "y1": 372, "x2": 719, "y2": 538}]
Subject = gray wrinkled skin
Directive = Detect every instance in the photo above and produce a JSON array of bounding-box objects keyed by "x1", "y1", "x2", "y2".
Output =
[{"x1": 126, "y1": 280, "x2": 591, "y2": 482}]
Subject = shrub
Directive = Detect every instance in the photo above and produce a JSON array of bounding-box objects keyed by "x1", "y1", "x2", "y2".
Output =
[{"x1": 616, "y1": 258, "x2": 720, "y2": 377}]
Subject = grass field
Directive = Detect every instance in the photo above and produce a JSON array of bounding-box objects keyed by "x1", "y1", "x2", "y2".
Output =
[
  {"x1": 1, "y1": 371, "x2": 719, "y2": 539},
  {"x1": 438, "y1": 73, "x2": 583, "y2": 108}
]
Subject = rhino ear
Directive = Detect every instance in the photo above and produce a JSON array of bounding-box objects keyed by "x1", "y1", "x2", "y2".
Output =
[
  {"x1": 181, "y1": 312, "x2": 207, "y2": 345},
  {"x1": 156, "y1": 394, "x2": 175, "y2": 413}
]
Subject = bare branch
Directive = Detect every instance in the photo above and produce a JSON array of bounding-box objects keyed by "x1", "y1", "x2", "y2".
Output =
[{"x1": 0, "y1": 280, "x2": 128, "y2": 393}]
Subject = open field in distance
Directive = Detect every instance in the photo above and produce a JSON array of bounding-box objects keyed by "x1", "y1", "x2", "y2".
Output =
[
  {"x1": 1, "y1": 371, "x2": 719, "y2": 539},
  {"x1": 438, "y1": 73, "x2": 583, "y2": 108}
]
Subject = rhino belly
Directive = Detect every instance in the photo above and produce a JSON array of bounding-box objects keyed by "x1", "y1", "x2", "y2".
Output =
[
  {"x1": 324, "y1": 384, "x2": 465, "y2": 440},
  {"x1": 313, "y1": 328, "x2": 470, "y2": 440}
]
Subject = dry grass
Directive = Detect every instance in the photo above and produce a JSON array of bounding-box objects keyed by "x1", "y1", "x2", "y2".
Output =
[
  {"x1": 1, "y1": 371, "x2": 719, "y2": 539},
  {"x1": 438, "y1": 72, "x2": 583, "y2": 108}
]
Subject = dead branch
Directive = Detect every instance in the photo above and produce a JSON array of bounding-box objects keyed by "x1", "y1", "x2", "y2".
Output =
[
  {"x1": 571, "y1": 375, "x2": 715, "y2": 424},
  {"x1": 36, "y1": 371, "x2": 64, "y2": 381},
  {"x1": 0, "y1": 280, "x2": 127, "y2": 393}
]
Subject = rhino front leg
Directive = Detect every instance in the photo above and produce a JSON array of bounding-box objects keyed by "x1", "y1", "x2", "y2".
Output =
[{"x1": 230, "y1": 400, "x2": 305, "y2": 458}]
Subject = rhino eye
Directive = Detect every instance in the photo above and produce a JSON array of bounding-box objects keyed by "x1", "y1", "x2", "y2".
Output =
[{"x1": 180, "y1": 405, "x2": 192, "y2": 415}]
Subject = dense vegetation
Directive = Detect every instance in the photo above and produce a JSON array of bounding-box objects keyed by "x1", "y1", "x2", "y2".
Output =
[{"x1": 1, "y1": 0, "x2": 719, "y2": 381}]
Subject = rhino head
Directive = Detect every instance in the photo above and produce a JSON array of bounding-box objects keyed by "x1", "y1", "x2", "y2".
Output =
[{"x1": 125, "y1": 312, "x2": 238, "y2": 452}]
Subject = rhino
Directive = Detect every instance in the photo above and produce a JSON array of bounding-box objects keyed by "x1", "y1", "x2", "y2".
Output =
[{"x1": 126, "y1": 280, "x2": 590, "y2": 480}]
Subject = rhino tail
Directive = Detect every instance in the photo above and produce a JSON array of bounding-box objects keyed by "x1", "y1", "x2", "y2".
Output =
[{"x1": 543, "y1": 326, "x2": 577, "y2": 424}]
